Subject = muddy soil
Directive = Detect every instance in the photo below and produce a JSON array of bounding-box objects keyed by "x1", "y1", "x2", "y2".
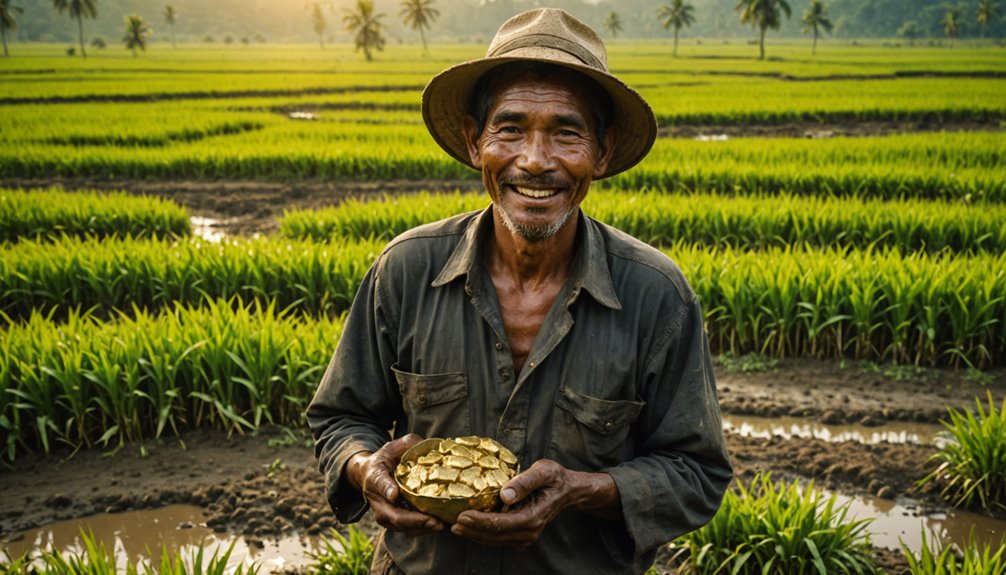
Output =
[
  {"x1": 2, "y1": 358, "x2": 1004, "y2": 574},
  {"x1": 2, "y1": 179, "x2": 1005, "y2": 573}
]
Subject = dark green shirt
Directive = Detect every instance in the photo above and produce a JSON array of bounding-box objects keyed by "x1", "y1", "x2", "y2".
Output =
[{"x1": 307, "y1": 207, "x2": 732, "y2": 575}]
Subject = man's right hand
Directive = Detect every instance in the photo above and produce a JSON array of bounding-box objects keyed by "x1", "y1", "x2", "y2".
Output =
[{"x1": 346, "y1": 434, "x2": 444, "y2": 536}]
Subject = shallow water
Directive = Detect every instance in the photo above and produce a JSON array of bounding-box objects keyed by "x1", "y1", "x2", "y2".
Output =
[
  {"x1": 2, "y1": 496, "x2": 1003, "y2": 571},
  {"x1": 722, "y1": 413, "x2": 946, "y2": 445},
  {"x1": 0, "y1": 505, "x2": 319, "y2": 573},
  {"x1": 190, "y1": 216, "x2": 228, "y2": 243}
]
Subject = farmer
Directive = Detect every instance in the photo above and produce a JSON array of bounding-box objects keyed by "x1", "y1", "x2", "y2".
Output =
[{"x1": 307, "y1": 8, "x2": 732, "y2": 574}]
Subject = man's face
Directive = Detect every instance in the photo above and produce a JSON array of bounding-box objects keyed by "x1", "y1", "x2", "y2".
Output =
[{"x1": 463, "y1": 70, "x2": 616, "y2": 242}]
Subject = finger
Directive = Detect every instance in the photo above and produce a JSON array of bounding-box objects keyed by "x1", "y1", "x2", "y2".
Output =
[
  {"x1": 451, "y1": 511, "x2": 536, "y2": 548},
  {"x1": 500, "y1": 460, "x2": 560, "y2": 505},
  {"x1": 372, "y1": 498, "x2": 443, "y2": 533}
]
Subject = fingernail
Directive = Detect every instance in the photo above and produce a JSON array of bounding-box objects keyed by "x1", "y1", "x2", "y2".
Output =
[
  {"x1": 385, "y1": 486, "x2": 396, "y2": 499},
  {"x1": 501, "y1": 488, "x2": 516, "y2": 503}
]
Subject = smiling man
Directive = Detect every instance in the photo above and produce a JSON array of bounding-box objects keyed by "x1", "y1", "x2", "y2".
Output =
[{"x1": 307, "y1": 8, "x2": 732, "y2": 574}]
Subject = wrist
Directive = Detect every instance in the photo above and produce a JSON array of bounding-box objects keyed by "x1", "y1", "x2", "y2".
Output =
[
  {"x1": 346, "y1": 451, "x2": 373, "y2": 492},
  {"x1": 567, "y1": 470, "x2": 621, "y2": 519}
]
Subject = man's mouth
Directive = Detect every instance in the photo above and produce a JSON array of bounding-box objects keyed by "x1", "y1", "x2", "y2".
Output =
[{"x1": 512, "y1": 185, "x2": 559, "y2": 199}]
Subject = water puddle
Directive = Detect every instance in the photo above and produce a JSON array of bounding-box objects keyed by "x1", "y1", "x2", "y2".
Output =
[
  {"x1": 837, "y1": 492, "x2": 1005, "y2": 553},
  {"x1": 722, "y1": 413, "x2": 945, "y2": 445},
  {"x1": 190, "y1": 216, "x2": 228, "y2": 243},
  {"x1": 694, "y1": 134, "x2": 730, "y2": 142},
  {"x1": 0, "y1": 505, "x2": 319, "y2": 573},
  {"x1": 2, "y1": 499, "x2": 1003, "y2": 568}
]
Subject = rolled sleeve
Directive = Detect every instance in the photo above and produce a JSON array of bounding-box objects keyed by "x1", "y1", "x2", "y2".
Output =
[{"x1": 307, "y1": 262, "x2": 401, "y2": 523}]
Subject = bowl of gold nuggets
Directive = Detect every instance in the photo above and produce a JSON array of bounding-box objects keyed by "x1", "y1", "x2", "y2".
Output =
[{"x1": 395, "y1": 436, "x2": 519, "y2": 523}]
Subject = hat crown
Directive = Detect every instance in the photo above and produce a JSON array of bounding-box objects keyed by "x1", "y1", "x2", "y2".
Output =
[{"x1": 486, "y1": 8, "x2": 609, "y2": 72}]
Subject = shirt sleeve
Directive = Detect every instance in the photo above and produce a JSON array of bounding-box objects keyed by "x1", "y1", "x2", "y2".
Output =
[
  {"x1": 306, "y1": 261, "x2": 402, "y2": 523},
  {"x1": 603, "y1": 293, "x2": 733, "y2": 557}
]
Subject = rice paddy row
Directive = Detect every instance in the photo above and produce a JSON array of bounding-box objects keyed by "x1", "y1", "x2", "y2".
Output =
[{"x1": 3, "y1": 231, "x2": 1003, "y2": 368}]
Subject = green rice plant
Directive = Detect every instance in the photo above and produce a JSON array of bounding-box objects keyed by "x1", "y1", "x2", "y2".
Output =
[
  {"x1": 919, "y1": 393, "x2": 1006, "y2": 514},
  {"x1": 0, "y1": 235, "x2": 382, "y2": 321},
  {"x1": 0, "y1": 299, "x2": 343, "y2": 461},
  {"x1": 281, "y1": 190, "x2": 1006, "y2": 254},
  {"x1": 672, "y1": 473, "x2": 878, "y2": 575},
  {"x1": 902, "y1": 531, "x2": 1006, "y2": 575},
  {"x1": 0, "y1": 187, "x2": 191, "y2": 243},
  {"x1": 307, "y1": 525, "x2": 374, "y2": 575},
  {"x1": 0, "y1": 529, "x2": 259, "y2": 574},
  {"x1": 4, "y1": 235, "x2": 1004, "y2": 369}
]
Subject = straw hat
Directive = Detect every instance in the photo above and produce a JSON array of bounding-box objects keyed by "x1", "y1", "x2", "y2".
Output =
[{"x1": 422, "y1": 8, "x2": 657, "y2": 179}]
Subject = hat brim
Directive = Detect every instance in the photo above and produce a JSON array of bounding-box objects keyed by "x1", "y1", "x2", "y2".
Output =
[{"x1": 421, "y1": 52, "x2": 657, "y2": 180}]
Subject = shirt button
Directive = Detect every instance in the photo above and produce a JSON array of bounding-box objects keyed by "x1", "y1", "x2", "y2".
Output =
[
  {"x1": 499, "y1": 369, "x2": 510, "y2": 382},
  {"x1": 503, "y1": 427, "x2": 511, "y2": 435},
  {"x1": 528, "y1": 361, "x2": 536, "y2": 369},
  {"x1": 495, "y1": 341, "x2": 503, "y2": 351},
  {"x1": 417, "y1": 394, "x2": 428, "y2": 405},
  {"x1": 604, "y1": 421, "x2": 614, "y2": 432}
]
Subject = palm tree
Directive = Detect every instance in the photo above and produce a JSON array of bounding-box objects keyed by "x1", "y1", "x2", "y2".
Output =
[
  {"x1": 657, "y1": 0, "x2": 695, "y2": 57},
  {"x1": 943, "y1": 7, "x2": 962, "y2": 48},
  {"x1": 801, "y1": 0, "x2": 832, "y2": 54},
  {"x1": 898, "y1": 20, "x2": 919, "y2": 45},
  {"x1": 311, "y1": 2, "x2": 326, "y2": 49},
  {"x1": 122, "y1": 13, "x2": 152, "y2": 57},
  {"x1": 164, "y1": 5, "x2": 176, "y2": 48},
  {"x1": 399, "y1": 0, "x2": 438, "y2": 53},
  {"x1": 977, "y1": 0, "x2": 999, "y2": 39},
  {"x1": 1, "y1": 0, "x2": 22, "y2": 57},
  {"x1": 736, "y1": 0, "x2": 792, "y2": 60},
  {"x1": 603, "y1": 11, "x2": 623, "y2": 37},
  {"x1": 52, "y1": 0, "x2": 98, "y2": 59},
  {"x1": 344, "y1": 0, "x2": 385, "y2": 61}
]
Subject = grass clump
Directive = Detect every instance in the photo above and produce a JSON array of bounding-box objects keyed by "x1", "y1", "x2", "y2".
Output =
[
  {"x1": 671, "y1": 473, "x2": 879, "y2": 575},
  {"x1": 920, "y1": 392, "x2": 1006, "y2": 514},
  {"x1": 306, "y1": 525, "x2": 374, "y2": 575},
  {"x1": 902, "y1": 531, "x2": 1006, "y2": 575}
]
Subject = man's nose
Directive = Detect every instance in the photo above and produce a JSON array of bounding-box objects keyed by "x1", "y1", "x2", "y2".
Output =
[{"x1": 515, "y1": 132, "x2": 557, "y2": 175}]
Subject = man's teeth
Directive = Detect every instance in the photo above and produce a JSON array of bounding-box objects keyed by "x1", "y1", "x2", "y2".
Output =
[{"x1": 514, "y1": 186, "x2": 557, "y2": 199}]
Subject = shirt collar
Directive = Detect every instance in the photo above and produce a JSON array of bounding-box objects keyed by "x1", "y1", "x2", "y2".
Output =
[{"x1": 432, "y1": 206, "x2": 622, "y2": 310}]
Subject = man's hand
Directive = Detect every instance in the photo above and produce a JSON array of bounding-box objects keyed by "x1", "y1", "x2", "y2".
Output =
[
  {"x1": 450, "y1": 459, "x2": 621, "y2": 549},
  {"x1": 347, "y1": 434, "x2": 444, "y2": 536}
]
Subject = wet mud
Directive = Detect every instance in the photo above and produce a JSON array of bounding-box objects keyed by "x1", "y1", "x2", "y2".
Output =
[{"x1": 2, "y1": 359, "x2": 1004, "y2": 574}]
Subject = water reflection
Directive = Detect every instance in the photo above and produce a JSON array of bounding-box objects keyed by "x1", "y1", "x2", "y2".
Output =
[
  {"x1": 0, "y1": 506, "x2": 318, "y2": 574},
  {"x1": 190, "y1": 216, "x2": 227, "y2": 243},
  {"x1": 836, "y1": 492, "x2": 1005, "y2": 553},
  {"x1": 723, "y1": 413, "x2": 945, "y2": 445},
  {"x1": 2, "y1": 499, "x2": 1002, "y2": 568}
]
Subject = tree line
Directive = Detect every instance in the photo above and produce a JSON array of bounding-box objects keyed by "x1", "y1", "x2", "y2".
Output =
[{"x1": 1, "y1": 0, "x2": 1003, "y2": 59}]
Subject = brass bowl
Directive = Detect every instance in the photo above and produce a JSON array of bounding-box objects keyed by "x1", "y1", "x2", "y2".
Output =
[{"x1": 395, "y1": 437, "x2": 518, "y2": 524}]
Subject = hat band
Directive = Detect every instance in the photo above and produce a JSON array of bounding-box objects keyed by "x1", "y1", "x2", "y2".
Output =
[{"x1": 487, "y1": 34, "x2": 605, "y2": 71}]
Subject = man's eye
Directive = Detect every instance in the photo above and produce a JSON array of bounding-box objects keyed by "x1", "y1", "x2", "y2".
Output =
[
  {"x1": 499, "y1": 126, "x2": 521, "y2": 134},
  {"x1": 558, "y1": 129, "x2": 581, "y2": 137}
]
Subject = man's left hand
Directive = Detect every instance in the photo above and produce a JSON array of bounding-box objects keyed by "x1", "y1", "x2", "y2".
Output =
[{"x1": 450, "y1": 459, "x2": 620, "y2": 549}]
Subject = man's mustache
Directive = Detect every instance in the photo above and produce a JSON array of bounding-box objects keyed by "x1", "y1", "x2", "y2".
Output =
[{"x1": 497, "y1": 174, "x2": 572, "y2": 190}]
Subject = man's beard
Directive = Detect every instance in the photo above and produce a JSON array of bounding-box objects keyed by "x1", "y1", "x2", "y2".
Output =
[{"x1": 496, "y1": 202, "x2": 576, "y2": 241}]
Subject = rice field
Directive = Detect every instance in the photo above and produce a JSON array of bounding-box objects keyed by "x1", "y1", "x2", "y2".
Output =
[{"x1": 1, "y1": 42, "x2": 1004, "y2": 451}]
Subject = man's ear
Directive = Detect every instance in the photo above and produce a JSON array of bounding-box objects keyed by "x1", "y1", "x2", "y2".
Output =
[
  {"x1": 593, "y1": 125, "x2": 618, "y2": 178},
  {"x1": 462, "y1": 116, "x2": 483, "y2": 169}
]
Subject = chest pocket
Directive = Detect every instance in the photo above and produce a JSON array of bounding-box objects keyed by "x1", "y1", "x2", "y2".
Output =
[
  {"x1": 392, "y1": 366, "x2": 470, "y2": 438},
  {"x1": 549, "y1": 386, "x2": 645, "y2": 471}
]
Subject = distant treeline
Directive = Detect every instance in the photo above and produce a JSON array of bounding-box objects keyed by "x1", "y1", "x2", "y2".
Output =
[{"x1": 10, "y1": 0, "x2": 1005, "y2": 44}]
